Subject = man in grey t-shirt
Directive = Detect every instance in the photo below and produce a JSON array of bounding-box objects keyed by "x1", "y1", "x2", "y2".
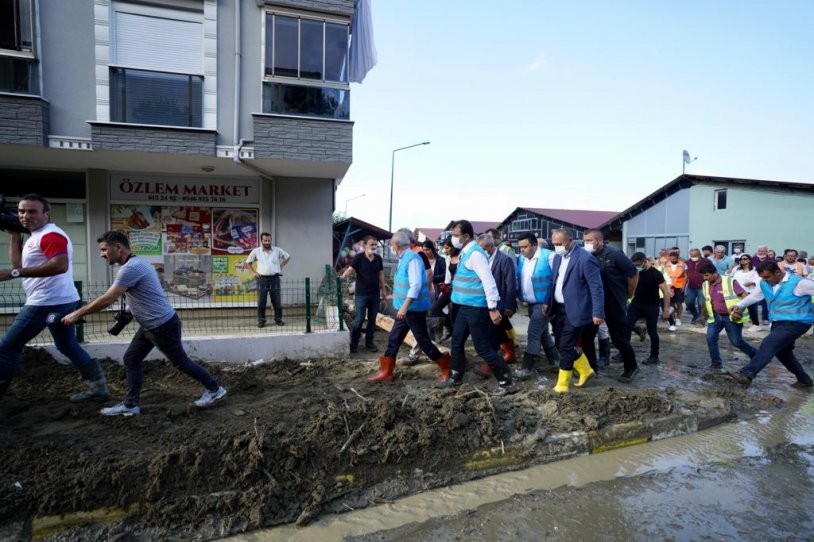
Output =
[{"x1": 63, "y1": 231, "x2": 226, "y2": 416}]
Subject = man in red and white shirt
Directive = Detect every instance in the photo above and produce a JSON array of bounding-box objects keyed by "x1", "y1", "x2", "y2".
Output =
[{"x1": 0, "y1": 194, "x2": 109, "y2": 403}]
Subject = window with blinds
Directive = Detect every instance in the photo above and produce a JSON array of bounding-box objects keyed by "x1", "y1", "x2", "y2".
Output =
[{"x1": 110, "y1": 4, "x2": 203, "y2": 127}]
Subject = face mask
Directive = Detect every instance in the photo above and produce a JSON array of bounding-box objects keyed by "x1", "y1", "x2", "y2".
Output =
[
  {"x1": 733, "y1": 248, "x2": 742, "y2": 254},
  {"x1": 366, "y1": 247, "x2": 376, "y2": 255},
  {"x1": 389, "y1": 247, "x2": 397, "y2": 257},
  {"x1": 554, "y1": 245, "x2": 566, "y2": 256},
  {"x1": 690, "y1": 256, "x2": 699, "y2": 262},
  {"x1": 451, "y1": 236, "x2": 463, "y2": 249},
  {"x1": 583, "y1": 242, "x2": 595, "y2": 253},
  {"x1": 635, "y1": 265, "x2": 645, "y2": 272}
]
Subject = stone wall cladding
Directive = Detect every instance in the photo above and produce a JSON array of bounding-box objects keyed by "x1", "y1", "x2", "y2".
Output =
[
  {"x1": 90, "y1": 123, "x2": 216, "y2": 155},
  {"x1": 253, "y1": 114, "x2": 353, "y2": 163},
  {"x1": 0, "y1": 94, "x2": 49, "y2": 146},
  {"x1": 266, "y1": 0, "x2": 354, "y2": 17}
]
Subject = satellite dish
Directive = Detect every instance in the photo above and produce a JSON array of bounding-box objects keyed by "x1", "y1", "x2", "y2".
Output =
[{"x1": 682, "y1": 150, "x2": 691, "y2": 164}]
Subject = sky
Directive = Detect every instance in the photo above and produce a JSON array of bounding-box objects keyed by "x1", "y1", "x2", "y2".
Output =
[{"x1": 337, "y1": 0, "x2": 814, "y2": 231}]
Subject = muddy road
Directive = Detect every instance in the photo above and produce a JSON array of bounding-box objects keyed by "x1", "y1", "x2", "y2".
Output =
[{"x1": 1, "y1": 324, "x2": 811, "y2": 540}]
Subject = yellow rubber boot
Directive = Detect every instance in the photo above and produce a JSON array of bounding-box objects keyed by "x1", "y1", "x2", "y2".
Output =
[
  {"x1": 506, "y1": 327, "x2": 519, "y2": 349},
  {"x1": 553, "y1": 369, "x2": 572, "y2": 393},
  {"x1": 573, "y1": 353, "x2": 596, "y2": 388}
]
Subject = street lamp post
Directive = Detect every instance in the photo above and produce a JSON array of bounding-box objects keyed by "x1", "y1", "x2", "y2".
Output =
[
  {"x1": 344, "y1": 193, "x2": 365, "y2": 215},
  {"x1": 389, "y1": 141, "x2": 430, "y2": 232}
]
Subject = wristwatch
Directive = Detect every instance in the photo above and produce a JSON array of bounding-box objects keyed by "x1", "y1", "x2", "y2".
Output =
[
  {"x1": 10, "y1": 268, "x2": 21, "y2": 278},
  {"x1": 488, "y1": 307, "x2": 497, "y2": 311}
]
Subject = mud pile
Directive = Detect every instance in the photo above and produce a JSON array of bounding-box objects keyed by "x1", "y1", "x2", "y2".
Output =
[{"x1": 0, "y1": 342, "x2": 788, "y2": 541}]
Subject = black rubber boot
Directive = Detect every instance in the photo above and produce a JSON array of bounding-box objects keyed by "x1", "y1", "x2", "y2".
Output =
[
  {"x1": 598, "y1": 338, "x2": 611, "y2": 368},
  {"x1": 543, "y1": 345, "x2": 561, "y2": 366}
]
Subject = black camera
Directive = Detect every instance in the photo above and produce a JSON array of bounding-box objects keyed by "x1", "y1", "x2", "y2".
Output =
[
  {"x1": 0, "y1": 195, "x2": 29, "y2": 234},
  {"x1": 108, "y1": 310, "x2": 134, "y2": 336}
]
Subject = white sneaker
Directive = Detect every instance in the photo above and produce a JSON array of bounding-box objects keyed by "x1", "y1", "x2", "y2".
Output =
[
  {"x1": 669, "y1": 325, "x2": 677, "y2": 332},
  {"x1": 195, "y1": 386, "x2": 227, "y2": 408},
  {"x1": 675, "y1": 319, "x2": 682, "y2": 326},
  {"x1": 100, "y1": 402, "x2": 141, "y2": 416}
]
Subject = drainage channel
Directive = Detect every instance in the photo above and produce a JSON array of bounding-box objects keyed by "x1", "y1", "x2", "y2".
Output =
[{"x1": 227, "y1": 394, "x2": 814, "y2": 542}]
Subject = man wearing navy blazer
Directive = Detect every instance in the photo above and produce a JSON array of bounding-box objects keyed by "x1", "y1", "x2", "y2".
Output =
[
  {"x1": 474, "y1": 233, "x2": 518, "y2": 376},
  {"x1": 543, "y1": 228, "x2": 605, "y2": 393}
]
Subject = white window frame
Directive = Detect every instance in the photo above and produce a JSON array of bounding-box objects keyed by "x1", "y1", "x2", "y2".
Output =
[
  {"x1": 108, "y1": 1, "x2": 207, "y2": 128},
  {"x1": 261, "y1": 8, "x2": 350, "y2": 94}
]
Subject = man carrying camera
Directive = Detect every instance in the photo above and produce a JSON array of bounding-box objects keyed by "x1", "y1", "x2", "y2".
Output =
[
  {"x1": 62, "y1": 231, "x2": 226, "y2": 416},
  {"x1": 0, "y1": 194, "x2": 110, "y2": 403}
]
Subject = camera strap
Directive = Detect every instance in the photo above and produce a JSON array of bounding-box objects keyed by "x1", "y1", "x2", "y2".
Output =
[{"x1": 119, "y1": 294, "x2": 127, "y2": 312}]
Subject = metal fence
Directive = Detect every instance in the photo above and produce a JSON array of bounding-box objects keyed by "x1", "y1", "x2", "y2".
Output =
[{"x1": 0, "y1": 267, "x2": 345, "y2": 346}]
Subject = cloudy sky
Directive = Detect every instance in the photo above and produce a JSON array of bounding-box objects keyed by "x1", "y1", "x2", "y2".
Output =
[{"x1": 338, "y1": 0, "x2": 814, "y2": 231}]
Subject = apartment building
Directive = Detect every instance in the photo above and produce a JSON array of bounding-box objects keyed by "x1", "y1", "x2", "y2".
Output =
[{"x1": 0, "y1": 0, "x2": 364, "y2": 303}]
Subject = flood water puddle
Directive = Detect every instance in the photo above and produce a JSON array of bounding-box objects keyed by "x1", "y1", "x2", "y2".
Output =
[{"x1": 229, "y1": 394, "x2": 814, "y2": 541}]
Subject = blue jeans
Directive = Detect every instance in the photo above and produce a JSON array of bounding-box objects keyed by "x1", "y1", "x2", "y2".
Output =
[
  {"x1": 685, "y1": 286, "x2": 703, "y2": 321},
  {"x1": 525, "y1": 303, "x2": 555, "y2": 356},
  {"x1": 123, "y1": 314, "x2": 219, "y2": 406},
  {"x1": 706, "y1": 313, "x2": 757, "y2": 365},
  {"x1": 739, "y1": 321, "x2": 813, "y2": 384},
  {"x1": 351, "y1": 294, "x2": 380, "y2": 347},
  {"x1": 451, "y1": 305, "x2": 510, "y2": 382},
  {"x1": 0, "y1": 301, "x2": 102, "y2": 384}
]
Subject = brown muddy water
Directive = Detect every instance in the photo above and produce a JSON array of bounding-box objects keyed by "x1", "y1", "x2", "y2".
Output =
[{"x1": 230, "y1": 393, "x2": 814, "y2": 542}]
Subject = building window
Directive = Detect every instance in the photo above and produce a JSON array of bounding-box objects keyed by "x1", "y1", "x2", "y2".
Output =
[
  {"x1": 263, "y1": 11, "x2": 350, "y2": 119},
  {"x1": 0, "y1": 0, "x2": 38, "y2": 94},
  {"x1": 110, "y1": 5, "x2": 203, "y2": 127},
  {"x1": 111, "y1": 68, "x2": 203, "y2": 127},
  {"x1": 511, "y1": 217, "x2": 537, "y2": 233},
  {"x1": 714, "y1": 189, "x2": 727, "y2": 210}
]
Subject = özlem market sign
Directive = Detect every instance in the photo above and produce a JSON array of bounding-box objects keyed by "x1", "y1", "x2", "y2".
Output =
[{"x1": 110, "y1": 175, "x2": 259, "y2": 205}]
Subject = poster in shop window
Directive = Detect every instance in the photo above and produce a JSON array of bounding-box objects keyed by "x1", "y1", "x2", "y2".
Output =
[
  {"x1": 162, "y1": 206, "x2": 212, "y2": 255},
  {"x1": 211, "y1": 208, "x2": 258, "y2": 255},
  {"x1": 110, "y1": 205, "x2": 162, "y2": 256},
  {"x1": 212, "y1": 255, "x2": 257, "y2": 303},
  {"x1": 163, "y1": 255, "x2": 212, "y2": 302}
]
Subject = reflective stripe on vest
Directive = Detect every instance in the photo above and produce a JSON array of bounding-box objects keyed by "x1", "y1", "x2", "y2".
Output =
[
  {"x1": 759, "y1": 275, "x2": 814, "y2": 324},
  {"x1": 517, "y1": 249, "x2": 552, "y2": 304},
  {"x1": 702, "y1": 276, "x2": 748, "y2": 324},
  {"x1": 451, "y1": 245, "x2": 488, "y2": 307},
  {"x1": 665, "y1": 260, "x2": 686, "y2": 289},
  {"x1": 393, "y1": 250, "x2": 432, "y2": 312}
]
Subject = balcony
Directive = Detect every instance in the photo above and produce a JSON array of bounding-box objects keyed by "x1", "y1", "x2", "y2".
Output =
[
  {"x1": 252, "y1": 113, "x2": 352, "y2": 164},
  {"x1": 0, "y1": 92, "x2": 49, "y2": 146}
]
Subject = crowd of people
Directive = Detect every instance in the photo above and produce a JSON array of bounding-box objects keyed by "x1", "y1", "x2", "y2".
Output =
[
  {"x1": 2, "y1": 196, "x2": 812, "y2": 412},
  {"x1": 347, "y1": 222, "x2": 814, "y2": 395}
]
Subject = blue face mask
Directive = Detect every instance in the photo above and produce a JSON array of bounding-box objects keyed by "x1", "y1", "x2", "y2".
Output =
[{"x1": 635, "y1": 265, "x2": 645, "y2": 272}]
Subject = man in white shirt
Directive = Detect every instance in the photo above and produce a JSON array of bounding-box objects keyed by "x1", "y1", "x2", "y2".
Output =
[
  {"x1": 246, "y1": 232, "x2": 290, "y2": 327},
  {"x1": 728, "y1": 261, "x2": 814, "y2": 388},
  {"x1": 443, "y1": 220, "x2": 515, "y2": 396}
]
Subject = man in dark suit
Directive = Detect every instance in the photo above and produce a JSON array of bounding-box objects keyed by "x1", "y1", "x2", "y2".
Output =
[
  {"x1": 473, "y1": 233, "x2": 518, "y2": 376},
  {"x1": 543, "y1": 228, "x2": 605, "y2": 393}
]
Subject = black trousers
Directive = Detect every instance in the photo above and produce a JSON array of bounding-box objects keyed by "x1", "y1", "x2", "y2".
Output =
[
  {"x1": 550, "y1": 303, "x2": 593, "y2": 371},
  {"x1": 583, "y1": 302, "x2": 637, "y2": 373},
  {"x1": 384, "y1": 311, "x2": 443, "y2": 361},
  {"x1": 626, "y1": 302, "x2": 660, "y2": 356},
  {"x1": 489, "y1": 316, "x2": 513, "y2": 350},
  {"x1": 257, "y1": 275, "x2": 282, "y2": 323}
]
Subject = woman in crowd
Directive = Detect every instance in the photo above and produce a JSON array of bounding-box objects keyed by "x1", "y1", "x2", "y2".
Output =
[{"x1": 731, "y1": 253, "x2": 761, "y2": 330}]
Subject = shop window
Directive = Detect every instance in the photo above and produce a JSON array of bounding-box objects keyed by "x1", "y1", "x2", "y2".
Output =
[
  {"x1": 263, "y1": 11, "x2": 350, "y2": 118},
  {"x1": 0, "y1": 0, "x2": 38, "y2": 94},
  {"x1": 110, "y1": 4, "x2": 203, "y2": 127},
  {"x1": 714, "y1": 189, "x2": 727, "y2": 210}
]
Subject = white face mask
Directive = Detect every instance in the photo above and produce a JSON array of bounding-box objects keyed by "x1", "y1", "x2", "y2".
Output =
[
  {"x1": 451, "y1": 235, "x2": 463, "y2": 249},
  {"x1": 583, "y1": 242, "x2": 595, "y2": 253},
  {"x1": 366, "y1": 247, "x2": 376, "y2": 256},
  {"x1": 554, "y1": 245, "x2": 567, "y2": 256},
  {"x1": 690, "y1": 256, "x2": 700, "y2": 262},
  {"x1": 389, "y1": 247, "x2": 398, "y2": 257}
]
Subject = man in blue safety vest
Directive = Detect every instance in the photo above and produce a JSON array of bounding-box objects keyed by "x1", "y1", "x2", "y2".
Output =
[
  {"x1": 727, "y1": 261, "x2": 814, "y2": 388},
  {"x1": 442, "y1": 220, "x2": 516, "y2": 396},
  {"x1": 367, "y1": 231, "x2": 452, "y2": 383}
]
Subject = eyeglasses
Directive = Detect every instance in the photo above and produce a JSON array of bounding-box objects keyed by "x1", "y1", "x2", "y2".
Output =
[{"x1": 740, "y1": 257, "x2": 750, "y2": 261}]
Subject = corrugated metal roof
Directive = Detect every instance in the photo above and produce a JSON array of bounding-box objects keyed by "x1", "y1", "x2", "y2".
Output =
[{"x1": 519, "y1": 208, "x2": 619, "y2": 229}]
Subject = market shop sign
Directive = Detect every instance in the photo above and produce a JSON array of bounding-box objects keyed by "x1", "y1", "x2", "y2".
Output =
[{"x1": 110, "y1": 175, "x2": 259, "y2": 205}]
